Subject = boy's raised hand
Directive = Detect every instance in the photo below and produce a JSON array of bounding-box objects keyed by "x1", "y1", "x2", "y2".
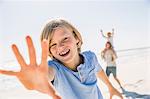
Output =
[{"x1": 0, "y1": 36, "x2": 61, "y2": 99}]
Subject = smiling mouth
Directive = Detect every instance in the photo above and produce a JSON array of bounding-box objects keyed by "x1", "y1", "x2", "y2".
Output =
[{"x1": 59, "y1": 49, "x2": 70, "y2": 57}]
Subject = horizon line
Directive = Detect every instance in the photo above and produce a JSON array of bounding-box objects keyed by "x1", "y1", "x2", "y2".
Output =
[{"x1": 116, "y1": 46, "x2": 150, "y2": 52}]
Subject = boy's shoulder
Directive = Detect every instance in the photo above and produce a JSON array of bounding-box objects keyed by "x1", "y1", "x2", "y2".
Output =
[
  {"x1": 48, "y1": 59, "x2": 56, "y2": 64},
  {"x1": 81, "y1": 50, "x2": 97, "y2": 59},
  {"x1": 48, "y1": 59, "x2": 60, "y2": 70},
  {"x1": 82, "y1": 50, "x2": 95, "y2": 55}
]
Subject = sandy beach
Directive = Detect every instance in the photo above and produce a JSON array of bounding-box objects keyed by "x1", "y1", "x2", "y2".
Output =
[{"x1": 0, "y1": 48, "x2": 150, "y2": 99}]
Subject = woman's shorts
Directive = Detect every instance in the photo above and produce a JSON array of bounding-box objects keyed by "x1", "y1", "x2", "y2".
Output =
[{"x1": 106, "y1": 66, "x2": 116, "y2": 77}]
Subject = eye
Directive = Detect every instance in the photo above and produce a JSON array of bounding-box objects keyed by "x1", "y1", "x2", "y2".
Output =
[
  {"x1": 62, "y1": 37, "x2": 69, "y2": 43},
  {"x1": 50, "y1": 43, "x2": 57, "y2": 49},
  {"x1": 64, "y1": 37, "x2": 68, "y2": 41}
]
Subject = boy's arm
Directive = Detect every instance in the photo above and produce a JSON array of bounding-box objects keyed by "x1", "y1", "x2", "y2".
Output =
[
  {"x1": 112, "y1": 28, "x2": 114, "y2": 36},
  {"x1": 48, "y1": 67, "x2": 56, "y2": 81},
  {"x1": 100, "y1": 29, "x2": 107, "y2": 38},
  {"x1": 0, "y1": 36, "x2": 61, "y2": 99},
  {"x1": 96, "y1": 70, "x2": 123, "y2": 99}
]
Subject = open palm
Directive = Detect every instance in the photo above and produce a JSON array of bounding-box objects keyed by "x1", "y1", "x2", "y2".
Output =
[{"x1": 0, "y1": 36, "x2": 60, "y2": 99}]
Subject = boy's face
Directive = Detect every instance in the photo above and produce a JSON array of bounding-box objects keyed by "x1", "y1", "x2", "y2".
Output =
[
  {"x1": 49, "y1": 27, "x2": 79, "y2": 64},
  {"x1": 107, "y1": 32, "x2": 111, "y2": 37}
]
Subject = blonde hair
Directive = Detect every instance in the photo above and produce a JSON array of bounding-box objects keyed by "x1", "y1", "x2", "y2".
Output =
[
  {"x1": 40, "y1": 18, "x2": 83, "y2": 58},
  {"x1": 107, "y1": 32, "x2": 112, "y2": 35}
]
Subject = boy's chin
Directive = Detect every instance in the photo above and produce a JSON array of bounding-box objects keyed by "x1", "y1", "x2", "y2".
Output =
[{"x1": 60, "y1": 56, "x2": 74, "y2": 64}]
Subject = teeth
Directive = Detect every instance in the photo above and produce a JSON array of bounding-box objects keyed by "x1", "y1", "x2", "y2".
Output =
[{"x1": 59, "y1": 49, "x2": 69, "y2": 56}]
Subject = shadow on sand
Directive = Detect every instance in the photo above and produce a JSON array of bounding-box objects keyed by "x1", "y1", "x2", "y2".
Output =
[{"x1": 121, "y1": 87, "x2": 150, "y2": 99}]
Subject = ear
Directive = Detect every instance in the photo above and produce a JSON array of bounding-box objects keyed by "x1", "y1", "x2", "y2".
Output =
[
  {"x1": 75, "y1": 37, "x2": 80, "y2": 45},
  {"x1": 77, "y1": 42, "x2": 82, "y2": 49}
]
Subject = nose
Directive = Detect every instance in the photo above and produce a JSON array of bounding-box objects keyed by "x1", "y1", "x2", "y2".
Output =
[{"x1": 56, "y1": 43, "x2": 65, "y2": 52}]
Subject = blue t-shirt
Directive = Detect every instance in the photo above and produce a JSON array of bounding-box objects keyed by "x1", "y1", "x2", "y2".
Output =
[{"x1": 48, "y1": 51, "x2": 103, "y2": 99}]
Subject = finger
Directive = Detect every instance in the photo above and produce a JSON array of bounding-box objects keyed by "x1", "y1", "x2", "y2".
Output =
[
  {"x1": 26, "y1": 36, "x2": 37, "y2": 66},
  {"x1": 116, "y1": 91, "x2": 123, "y2": 99},
  {"x1": 41, "y1": 39, "x2": 49, "y2": 67},
  {"x1": 0, "y1": 70, "x2": 18, "y2": 76},
  {"x1": 120, "y1": 94, "x2": 123, "y2": 99},
  {"x1": 12, "y1": 44, "x2": 27, "y2": 68},
  {"x1": 116, "y1": 92, "x2": 123, "y2": 99},
  {"x1": 110, "y1": 94, "x2": 113, "y2": 99}
]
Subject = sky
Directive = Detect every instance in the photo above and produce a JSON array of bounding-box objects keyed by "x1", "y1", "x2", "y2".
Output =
[{"x1": 0, "y1": 0, "x2": 149, "y2": 64}]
